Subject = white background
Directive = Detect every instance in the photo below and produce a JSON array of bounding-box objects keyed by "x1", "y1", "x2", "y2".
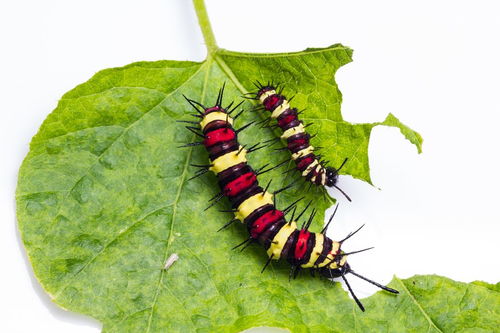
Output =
[{"x1": 1, "y1": 0, "x2": 499, "y2": 332}]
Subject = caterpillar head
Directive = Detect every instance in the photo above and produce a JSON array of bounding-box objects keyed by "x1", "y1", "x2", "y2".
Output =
[
  {"x1": 315, "y1": 226, "x2": 398, "y2": 311},
  {"x1": 318, "y1": 255, "x2": 398, "y2": 312},
  {"x1": 324, "y1": 160, "x2": 352, "y2": 202},
  {"x1": 325, "y1": 167, "x2": 339, "y2": 187}
]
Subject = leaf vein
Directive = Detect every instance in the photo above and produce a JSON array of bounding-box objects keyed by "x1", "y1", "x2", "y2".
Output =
[{"x1": 396, "y1": 278, "x2": 444, "y2": 332}]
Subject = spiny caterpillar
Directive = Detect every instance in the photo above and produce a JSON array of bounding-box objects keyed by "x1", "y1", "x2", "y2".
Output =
[
  {"x1": 180, "y1": 86, "x2": 398, "y2": 311},
  {"x1": 248, "y1": 82, "x2": 351, "y2": 201}
]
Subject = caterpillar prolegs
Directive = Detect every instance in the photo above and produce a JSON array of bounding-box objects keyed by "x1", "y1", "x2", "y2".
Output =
[
  {"x1": 180, "y1": 86, "x2": 398, "y2": 311},
  {"x1": 248, "y1": 82, "x2": 351, "y2": 201}
]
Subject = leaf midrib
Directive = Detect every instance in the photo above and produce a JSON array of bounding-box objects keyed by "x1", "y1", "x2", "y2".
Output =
[{"x1": 143, "y1": 60, "x2": 211, "y2": 331}]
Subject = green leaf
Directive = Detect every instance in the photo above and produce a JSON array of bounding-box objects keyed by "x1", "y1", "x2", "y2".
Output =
[
  {"x1": 16, "y1": 49, "x2": 495, "y2": 333},
  {"x1": 20, "y1": 1, "x2": 497, "y2": 332}
]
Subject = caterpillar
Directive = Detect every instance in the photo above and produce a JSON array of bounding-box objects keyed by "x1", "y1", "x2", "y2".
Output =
[
  {"x1": 180, "y1": 86, "x2": 398, "y2": 311},
  {"x1": 248, "y1": 82, "x2": 351, "y2": 201}
]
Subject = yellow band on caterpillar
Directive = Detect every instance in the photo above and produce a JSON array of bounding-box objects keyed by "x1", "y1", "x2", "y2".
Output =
[
  {"x1": 291, "y1": 146, "x2": 315, "y2": 160},
  {"x1": 321, "y1": 171, "x2": 326, "y2": 185},
  {"x1": 234, "y1": 191, "x2": 273, "y2": 221},
  {"x1": 301, "y1": 233, "x2": 324, "y2": 268},
  {"x1": 338, "y1": 253, "x2": 348, "y2": 267},
  {"x1": 209, "y1": 147, "x2": 247, "y2": 174},
  {"x1": 259, "y1": 90, "x2": 276, "y2": 103},
  {"x1": 317, "y1": 252, "x2": 335, "y2": 268},
  {"x1": 302, "y1": 160, "x2": 319, "y2": 177},
  {"x1": 271, "y1": 100, "x2": 290, "y2": 119},
  {"x1": 316, "y1": 241, "x2": 341, "y2": 267},
  {"x1": 324, "y1": 254, "x2": 347, "y2": 269},
  {"x1": 267, "y1": 221, "x2": 297, "y2": 260},
  {"x1": 281, "y1": 123, "x2": 305, "y2": 139},
  {"x1": 200, "y1": 112, "x2": 233, "y2": 130}
]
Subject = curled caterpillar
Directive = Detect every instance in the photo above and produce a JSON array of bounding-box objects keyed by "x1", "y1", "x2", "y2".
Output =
[
  {"x1": 180, "y1": 86, "x2": 398, "y2": 311},
  {"x1": 249, "y1": 82, "x2": 351, "y2": 201}
]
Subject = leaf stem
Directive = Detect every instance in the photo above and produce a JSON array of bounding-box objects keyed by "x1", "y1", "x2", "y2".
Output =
[{"x1": 192, "y1": 0, "x2": 218, "y2": 55}]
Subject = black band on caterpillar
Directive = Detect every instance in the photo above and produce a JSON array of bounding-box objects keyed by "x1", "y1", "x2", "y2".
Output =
[
  {"x1": 179, "y1": 86, "x2": 398, "y2": 311},
  {"x1": 249, "y1": 82, "x2": 351, "y2": 201}
]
